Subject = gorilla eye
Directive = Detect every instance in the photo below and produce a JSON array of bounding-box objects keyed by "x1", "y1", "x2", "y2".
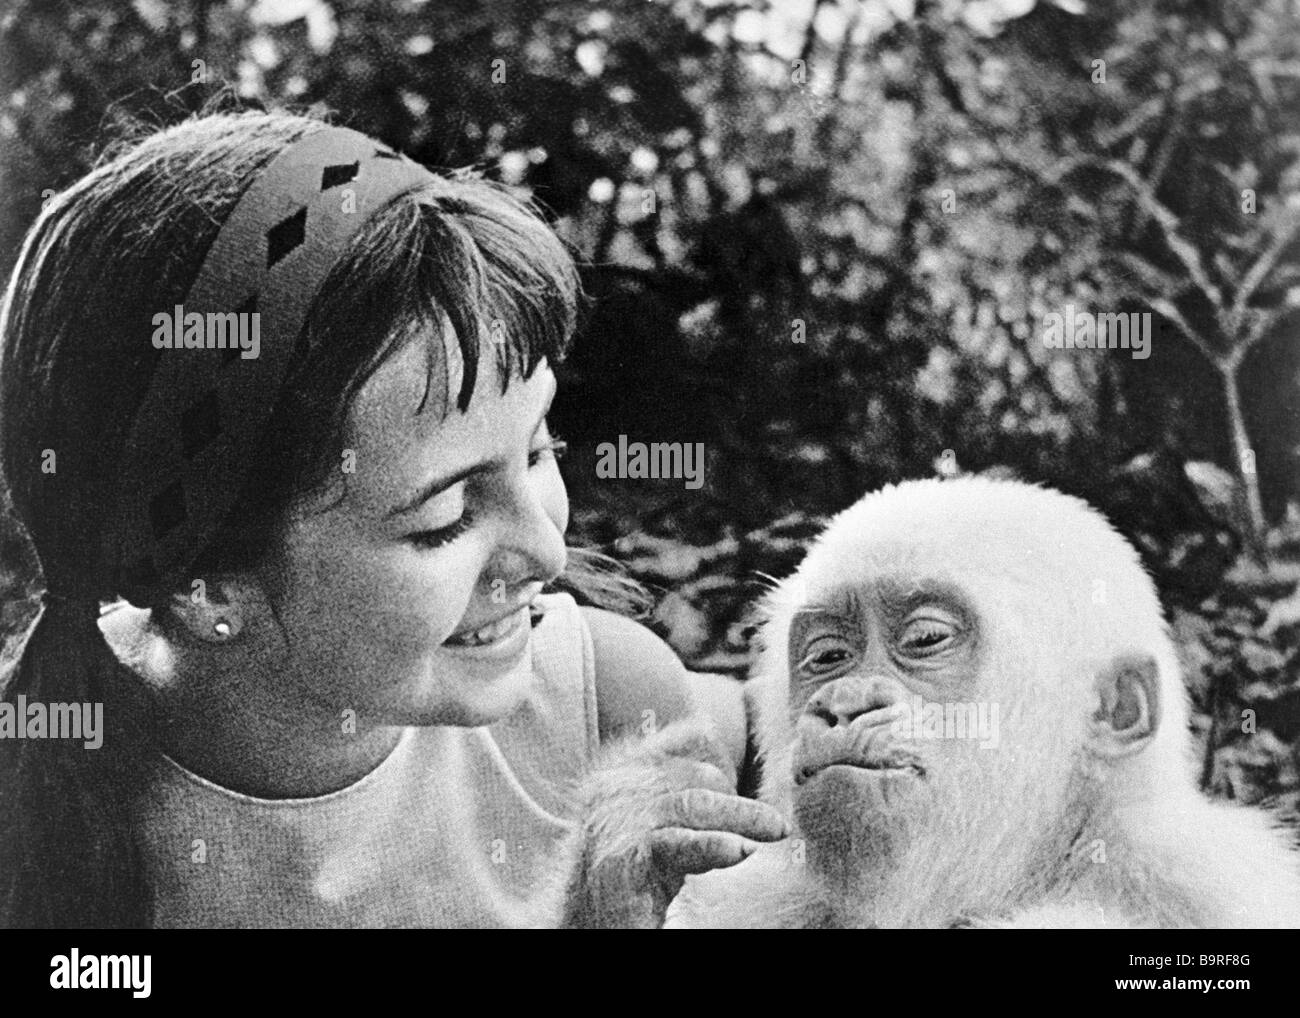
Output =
[
  {"x1": 798, "y1": 636, "x2": 857, "y2": 675},
  {"x1": 898, "y1": 615, "x2": 960, "y2": 657}
]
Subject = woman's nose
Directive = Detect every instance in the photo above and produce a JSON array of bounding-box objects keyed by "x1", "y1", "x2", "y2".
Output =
[{"x1": 485, "y1": 481, "x2": 568, "y2": 591}]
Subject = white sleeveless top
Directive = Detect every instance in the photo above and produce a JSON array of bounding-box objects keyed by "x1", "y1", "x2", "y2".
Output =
[{"x1": 131, "y1": 592, "x2": 598, "y2": 928}]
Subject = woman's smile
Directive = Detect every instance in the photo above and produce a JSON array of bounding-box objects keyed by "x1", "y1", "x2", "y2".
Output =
[{"x1": 443, "y1": 603, "x2": 530, "y2": 655}]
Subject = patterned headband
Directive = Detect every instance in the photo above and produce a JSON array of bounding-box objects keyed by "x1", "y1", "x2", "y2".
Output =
[{"x1": 109, "y1": 126, "x2": 438, "y2": 601}]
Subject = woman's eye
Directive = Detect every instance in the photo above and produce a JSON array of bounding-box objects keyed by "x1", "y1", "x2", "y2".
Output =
[
  {"x1": 798, "y1": 637, "x2": 856, "y2": 675},
  {"x1": 409, "y1": 510, "x2": 474, "y2": 550},
  {"x1": 529, "y1": 437, "x2": 567, "y2": 468},
  {"x1": 898, "y1": 617, "x2": 959, "y2": 655}
]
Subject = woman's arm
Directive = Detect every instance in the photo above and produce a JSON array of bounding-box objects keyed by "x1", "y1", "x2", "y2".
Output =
[
  {"x1": 557, "y1": 608, "x2": 779, "y2": 927},
  {"x1": 581, "y1": 607, "x2": 747, "y2": 777}
]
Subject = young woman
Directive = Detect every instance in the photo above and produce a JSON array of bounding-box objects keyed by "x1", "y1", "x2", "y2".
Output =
[{"x1": 0, "y1": 110, "x2": 771, "y2": 928}]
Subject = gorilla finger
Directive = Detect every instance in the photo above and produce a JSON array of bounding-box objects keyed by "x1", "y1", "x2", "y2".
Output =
[
  {"x1": 648, "y1": 828, "x2": 759, "y2": 875},
  {"x1": 663, "y1": 788, "x2": 789, "y2": 840}
]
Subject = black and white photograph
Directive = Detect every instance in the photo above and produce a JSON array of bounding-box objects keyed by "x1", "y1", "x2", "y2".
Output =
[{"x1": 0, "y1": 0, "x2": 1297, "y2": 986}]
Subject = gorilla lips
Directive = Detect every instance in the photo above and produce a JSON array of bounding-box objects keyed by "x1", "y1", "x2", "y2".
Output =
[{"x1": 794, "y1": 728, "x2": 927, "y2": 786}]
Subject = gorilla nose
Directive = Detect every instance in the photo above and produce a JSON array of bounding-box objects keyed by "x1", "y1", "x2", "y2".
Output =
[{"x1": 803, "y1": 675, "x2": 901, "y2": 729}]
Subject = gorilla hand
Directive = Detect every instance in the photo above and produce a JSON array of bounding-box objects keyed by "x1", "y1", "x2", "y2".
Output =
[{"x1": 561, "y1": 720, "x2": 788, "y2": 928}]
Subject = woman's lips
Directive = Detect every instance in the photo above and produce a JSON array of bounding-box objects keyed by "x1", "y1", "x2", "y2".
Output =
[{"x1": 443, "y1": 606, "x2": 531, "y2": 657}]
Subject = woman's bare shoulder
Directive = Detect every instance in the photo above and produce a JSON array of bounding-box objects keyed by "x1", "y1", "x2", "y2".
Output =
[{"x1": 581, "y1": 607, "x2": 746, "y2": 771}]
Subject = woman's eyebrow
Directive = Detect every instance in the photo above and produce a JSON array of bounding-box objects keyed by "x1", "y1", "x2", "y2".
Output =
[
  {"x1": 384, "y1": 377, "x2": 557, "y2": 520},
  {"x1": 386, "y1": 461, "x2": 488, "y2": 519}
]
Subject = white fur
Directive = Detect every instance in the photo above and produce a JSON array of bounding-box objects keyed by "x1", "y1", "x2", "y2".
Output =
[{"x1": 676, "y1": 477, "x2": 1300, "y2": 929}]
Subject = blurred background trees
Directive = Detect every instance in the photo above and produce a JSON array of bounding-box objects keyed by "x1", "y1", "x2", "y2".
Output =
[{"x1": 2, "y1": 0, "x2": 1297, "y2": 804}]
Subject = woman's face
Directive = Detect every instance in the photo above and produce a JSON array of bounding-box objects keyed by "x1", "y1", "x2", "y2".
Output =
[{"x1": 266, "y1": 332, "x2": 569, "y2": 729}]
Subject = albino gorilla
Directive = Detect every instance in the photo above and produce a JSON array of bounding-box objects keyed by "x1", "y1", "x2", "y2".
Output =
[{"x1": 561, "y1": 478, "x2": 1300, "y2": 929}]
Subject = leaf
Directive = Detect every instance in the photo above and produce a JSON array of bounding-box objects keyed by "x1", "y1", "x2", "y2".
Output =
[{"x1": 1261, "y1": 586, "x2": 1300, "y2": 638}]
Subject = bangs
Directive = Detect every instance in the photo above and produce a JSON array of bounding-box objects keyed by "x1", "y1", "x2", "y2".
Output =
[
  {"x1": 281, "y1": 170, "x2": 580, "y2": 502},
  {"x1": 376, "y1": 177, "x2": 580, "y2": 415}
]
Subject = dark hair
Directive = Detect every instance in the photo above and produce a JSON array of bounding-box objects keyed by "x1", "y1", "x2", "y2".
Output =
[{"x1": 0, "y1": 109, "x2": 587, "y2": 926}]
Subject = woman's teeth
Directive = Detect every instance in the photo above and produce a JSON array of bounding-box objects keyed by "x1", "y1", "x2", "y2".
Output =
[{"x1": 446, "y1": 611, "x2": 520, "y2": 647}]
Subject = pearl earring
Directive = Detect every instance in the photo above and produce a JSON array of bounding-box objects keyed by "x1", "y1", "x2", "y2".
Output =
[{"x1": 213, "y1": 621, "x2": 232, "y2": 639}]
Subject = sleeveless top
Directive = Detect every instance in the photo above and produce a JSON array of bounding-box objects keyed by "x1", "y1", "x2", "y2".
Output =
[{"x1": 131, "y1": 592, "x2": 598, "y2": 928}]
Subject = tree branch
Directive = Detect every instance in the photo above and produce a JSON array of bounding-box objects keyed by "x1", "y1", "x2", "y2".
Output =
[
  {"x1": 1148, "y1": 297, "x2": 1221, "y2": 369},
  {"x1": 1229, "y1": 208, "x2": 1300, "y2": 333},
  {"x1": 1053, "y1": 156, "x2": 1225, "y2": 312}
]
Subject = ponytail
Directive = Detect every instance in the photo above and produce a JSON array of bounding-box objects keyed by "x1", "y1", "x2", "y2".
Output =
[
  {"x1": 0, "y1": 109, "x2": 314, "y2": 928},
  {"x1": 0, "y1": 596, "x2": 156, "y2": 927}
]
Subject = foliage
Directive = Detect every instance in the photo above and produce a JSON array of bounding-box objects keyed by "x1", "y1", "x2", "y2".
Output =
[{"x1": 1, "y1": 0, "x2": 1297, "y2": 803}]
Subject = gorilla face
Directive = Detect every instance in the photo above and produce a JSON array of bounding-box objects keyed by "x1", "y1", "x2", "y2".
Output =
[
  {"x1": 656, "y1": 480, "x2": 1299, "y2": 930},
  {"x1": 790, "y1": 579, "x2": 979, "y2": 779},
  {"x1": 784, "y1": 577, "x2": 998, "y2": 871},
  {"x1": 741, "y1": 479, "x2": 1195, "y2": 916}
]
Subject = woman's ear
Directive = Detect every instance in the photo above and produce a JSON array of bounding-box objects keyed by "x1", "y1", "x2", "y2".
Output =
[{"x1": 166, "y1": 576, "x2": 262, "y2": 644}]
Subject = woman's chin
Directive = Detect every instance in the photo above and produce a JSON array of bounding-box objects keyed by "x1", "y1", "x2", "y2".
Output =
[{"x1": 419, "y1": 654, "x2": 534, "y2": 727}]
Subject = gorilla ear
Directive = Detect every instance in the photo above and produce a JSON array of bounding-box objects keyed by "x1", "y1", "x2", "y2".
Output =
[{"x1": 1088, "y1": 654, "x2": 1160, "y2": 758}]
